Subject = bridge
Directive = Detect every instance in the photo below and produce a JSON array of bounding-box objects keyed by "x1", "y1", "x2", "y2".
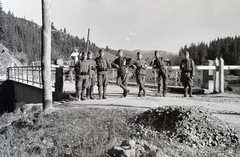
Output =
[{"x1": 0, "y1": 57, "x2": 239, "y2": 114}]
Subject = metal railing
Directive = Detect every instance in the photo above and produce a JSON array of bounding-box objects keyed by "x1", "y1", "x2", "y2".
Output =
[
  {"x1": 7, "y1": 64, "x2": 240, "y2": 90},
  {"x1": 7, "y1": 66, "x2": 56, "y2": 87}
]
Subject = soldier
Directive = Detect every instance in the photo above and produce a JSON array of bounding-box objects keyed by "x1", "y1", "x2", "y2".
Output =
[
  {"x1": 132, "y1": 52, "x2": 148, "y2": 97},
  {"x1": 75, "y1": 52, "x2": 90, "y2": 100},
  {"x1": 150, "y1": 50, "x2": 170, "y2": 97},
  {"x1": 74, "y1": 53, "x2": 81, "y2": 99},
  {"x1": 86, "y1": 51, "x2": 96, "y2": 99},
  {"x1": 180, "y1": 51, "x2": 195, "y2": 97},
  {"x1": 112, "y1": 49, "x2": 133, "y2": 98},
  {"x1": 95, "y1": 49, "x2": 111, "y2": 99}
]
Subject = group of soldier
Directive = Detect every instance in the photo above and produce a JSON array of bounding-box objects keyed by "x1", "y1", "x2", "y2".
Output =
[{"x1": 74, "y1": 49, "x2": 195, "y2": 101}]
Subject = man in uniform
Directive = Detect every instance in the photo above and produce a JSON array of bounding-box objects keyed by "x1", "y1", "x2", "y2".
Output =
[
  {"x1": 132, "y1": 52, "x2": 148, "y2": 97},
  {"x1": 112, "y1": 49, "x2": 133, "y2": 98},
  {"x1": 180, "y1": 51, "x2": 195, "y2": 97},
  {"x1": 75, "y1": 52, "x2": 90, "y2": 100},
  {"x1": 95, "y1": 49, "x2": 111, "y2": 99},
  {"x1": 150, "y1": 50, "x2": 170, "y2": 97},
  {"x1": 86, "y1": 51, "x2": 96, "y2": 99}
]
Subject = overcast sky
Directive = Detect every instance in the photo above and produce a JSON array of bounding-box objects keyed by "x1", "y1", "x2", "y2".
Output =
[{"x1": 2, "y1": 0, "x2": 240, "y2": 53}]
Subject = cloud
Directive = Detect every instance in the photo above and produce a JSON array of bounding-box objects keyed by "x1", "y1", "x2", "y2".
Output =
[{"x1": 128, "y1": 29, "x2": 138, "y2": 36}]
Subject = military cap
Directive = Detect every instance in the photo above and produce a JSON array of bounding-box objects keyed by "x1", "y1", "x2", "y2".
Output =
[
  {"x1": 99, "y1": 49, "x2": 104, "y2": 53},
  {"x1": 137, "y1": 51, "x2": 141, "y2": 55},
  {"x1": 118, "y1": 49, "x2": 123, "y2": 53},
  {"x1": 184, "y1": 51, "x2": 190, "y2": 55},
  {"x1": 81, "y1": 51, "x2": 87, "y2": 56}
]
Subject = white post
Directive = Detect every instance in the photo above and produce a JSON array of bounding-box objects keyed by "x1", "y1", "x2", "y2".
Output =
[
  {"x1": 175, "y1": 71, "x2": 178, "y2": 86},
  {"x1": 219, "y1": 57, "x2": 224, "y2": 93},
  {"x1": 213, "y1": 58, "x2": 219, "y2": 93},
  {"x1": 208, "y1": 60, "x2": 214, "y2": 92}
]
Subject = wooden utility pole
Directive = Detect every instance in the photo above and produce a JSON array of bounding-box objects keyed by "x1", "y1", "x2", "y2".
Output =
[
  {"x1": 41, "y1": 0, "x2": 52, "y2": 110},
  {"x1": 86, "y1": 28, "x2": 90, "y2": 52}
]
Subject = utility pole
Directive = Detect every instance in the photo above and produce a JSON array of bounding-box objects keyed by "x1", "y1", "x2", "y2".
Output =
[
  {"x1": 86, "y1": 28, "x2": 90, "y2": 52},
  {"x1": 41, "y1": 0, "x2": 52, "y2": 110}
]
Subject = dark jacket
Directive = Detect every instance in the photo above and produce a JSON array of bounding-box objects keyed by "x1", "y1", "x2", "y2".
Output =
[
  {"x1": 95, "y1": 56, "x2": 111, "y2": 75},
  {"x1": 112, "y1": 56, "x2": 133, "y2": 75}
]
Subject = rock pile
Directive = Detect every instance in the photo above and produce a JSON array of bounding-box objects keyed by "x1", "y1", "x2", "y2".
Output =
[
  {"x1": 107, "y1": 139, "x2": 168, "y2": 157},
  {"x1": 128, "y1": 106, "x2": 239, "y2": 148}
]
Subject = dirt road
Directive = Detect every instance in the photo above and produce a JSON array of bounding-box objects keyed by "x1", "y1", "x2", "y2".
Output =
[{"x1": 58, "y1": 84, "x2": 240, "y2": 128}]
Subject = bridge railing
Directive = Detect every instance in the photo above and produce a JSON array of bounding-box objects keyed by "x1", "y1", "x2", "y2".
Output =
[
  {"x1": 7, "y1": 57, "x2": 240, "y2": 94},
  {"x1": 7, "y1": 66, "x2": 56, "y2": 87}
]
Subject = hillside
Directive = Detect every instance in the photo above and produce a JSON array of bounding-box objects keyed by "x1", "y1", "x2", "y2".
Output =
[
  {"x1": 0, "y1": 9, "x2": 177, "y2": 65},
  {"x1": 0, "y1": 10, "x2": 116, "y2": 64},
  {"x1": 122, "y1": 49, "x2": 178, "y2": 63},
  {"x1": 0, "y1": 44, "x2": 22, "y2": 74}
]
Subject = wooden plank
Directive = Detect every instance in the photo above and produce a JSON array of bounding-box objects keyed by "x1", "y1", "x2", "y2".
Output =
[{"x1": 41, "y1": 0, "x2": 52, "y2": 110}]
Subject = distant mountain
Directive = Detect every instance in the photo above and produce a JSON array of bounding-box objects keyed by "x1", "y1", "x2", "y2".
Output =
[{"x1": 122, "y1": 49, "x2": 178, "y2": 64}]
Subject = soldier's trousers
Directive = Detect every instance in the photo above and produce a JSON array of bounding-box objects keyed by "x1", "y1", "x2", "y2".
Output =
[
  {"x1": 116, "y1": 73, "x2": 129, "y2": 94},
  {"x1": 157, "y1": 68, "x2": 168, "y2": 95},
  {"x1": 76, "y1": 78, "x2": 89, "y2": 99},
  {"x1": 136, "y1": 74, "x2": 146, "y2": 94}
]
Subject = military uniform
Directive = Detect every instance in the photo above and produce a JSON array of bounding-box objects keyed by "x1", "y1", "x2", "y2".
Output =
[
  {"x1": 150, "y1": 57, "x2": 168, "y2": 96},
  {"x1": 180, "y1": 58, "x2": 195, "y2": 97},
  {"x1": 112, "y1": 56, "x2": 133, "y2": 97},
  {"x1": 75, "y1": 59, "x2": 90, "y2": 100},
  {"x1": 95, "y1": 56, "x2": 111, "y2": 99},
  {"x1": 133, "y1": 59, "x2": 148, "y2": 97},
  {"x1": 86, "y1": 59, "x2": 96, "y2": 99}
]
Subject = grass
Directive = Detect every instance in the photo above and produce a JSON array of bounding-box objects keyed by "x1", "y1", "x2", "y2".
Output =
[{"x1": 0, "y1": 105, "x2": 240, "y2": 157}]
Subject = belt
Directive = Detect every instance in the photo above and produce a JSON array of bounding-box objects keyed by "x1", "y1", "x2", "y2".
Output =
[
  {"x1": 182, "y1": 70, "x2": 192, "y2": 73},
  {"x1": 80, "y1": 72, "x2": 89, "y2": 75},
  {"x1": 98, "y1": 67, "x2": 108, "y2": 71}
]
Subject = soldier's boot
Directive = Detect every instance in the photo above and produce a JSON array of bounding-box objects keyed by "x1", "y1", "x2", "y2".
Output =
[
  {"x1": 81, "y1": 88, "x2": 86, "y2": 100},
  {"x1": 77, "y1": 89, "x2": 81, "y2": 101},
  {"x1": 102, "y1": 86, "x2": 107, "y2": 99},
  {"x1": 119, "y1": 84, "x2": 130, "y2": 97},
  {"x1": 163, "y1": 85, "x2": 167, "y2": 97},
  {"x1": 76, "y1": 89, "x2": 79, "y2": 99},
  {"x1": 86, "y1": 88, "x2": 90, "y2": 99},
  {"x1": 138, "y1": 86, "x2": 142, "y2": 97},
  {"x1": 98, "y1": 86, "x2": 102, "y2": 100},
  {"x1": 142, "y1": 87, "x2": 146, "y2": 97},
  {"x1": 90, "y1": 86, "x2": 95, "y2": 99},
  {"x1": 155, "y1": 84, "x2": 161, "y2": 96},
  {"x1": 184, "y1": 87, "x2": 188, "y2": 97},
  {"x1": 189, "y1": 86, "x2": 193, "y2": 97}
]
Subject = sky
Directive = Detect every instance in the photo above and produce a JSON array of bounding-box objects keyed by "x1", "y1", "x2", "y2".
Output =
[{"x1": 1, "y1": 0, "x2": 240, "y2": 53}]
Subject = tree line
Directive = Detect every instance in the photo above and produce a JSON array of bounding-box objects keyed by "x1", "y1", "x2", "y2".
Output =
[
  {"x1": 178, "y1": 36, "x2": 240, "y2": 66},
  {"x1": 0, "y1": 3, "x2": 105, "y2": 65}
]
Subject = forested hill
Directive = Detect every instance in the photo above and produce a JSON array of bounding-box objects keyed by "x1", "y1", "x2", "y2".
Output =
[
  {"x1": 1, "y1": 5, "x2": 239, "y2": 66},
  {"x1": 178, "y1": 36, "x2": 240, "y2": 65},
  {"x1": 0, "y1": 9, "x2": 118, "y2": 64}
]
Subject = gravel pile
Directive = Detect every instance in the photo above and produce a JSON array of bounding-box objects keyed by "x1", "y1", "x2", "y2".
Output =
[{"x1": 128, "y1": 106, "x2": 239, "y2": 148}]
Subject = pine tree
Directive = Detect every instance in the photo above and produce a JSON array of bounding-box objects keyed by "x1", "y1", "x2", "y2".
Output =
[{"x1": 0, "y1": 1, "x2": 4, "y2": 43}]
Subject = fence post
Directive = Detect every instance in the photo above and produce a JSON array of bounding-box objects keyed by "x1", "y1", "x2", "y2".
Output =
[
  {"x1": 27, "y1": 67, "x2": 28, "y2": 84},
  {"x1": 219, "y1": 57, "x2": 224, "y2": 93},
  {"x1": 54, "y1": 67, "x2": 64, "y2": 101},
  {"x1": 32, "y1": 66, "x2": 34, "y2": 85},
  {"x1": 154, "y1": 70, "x2": 156, "y2": 85},
  {"x1": 213, "y1": 58, "x2": 219, "y2": 93},
  {"x1": 175, "y1": 71, "x2": 178, "y2": 86},
  {"x1": 202, "y1": 60, "x2": 214, "y2": 92}
]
